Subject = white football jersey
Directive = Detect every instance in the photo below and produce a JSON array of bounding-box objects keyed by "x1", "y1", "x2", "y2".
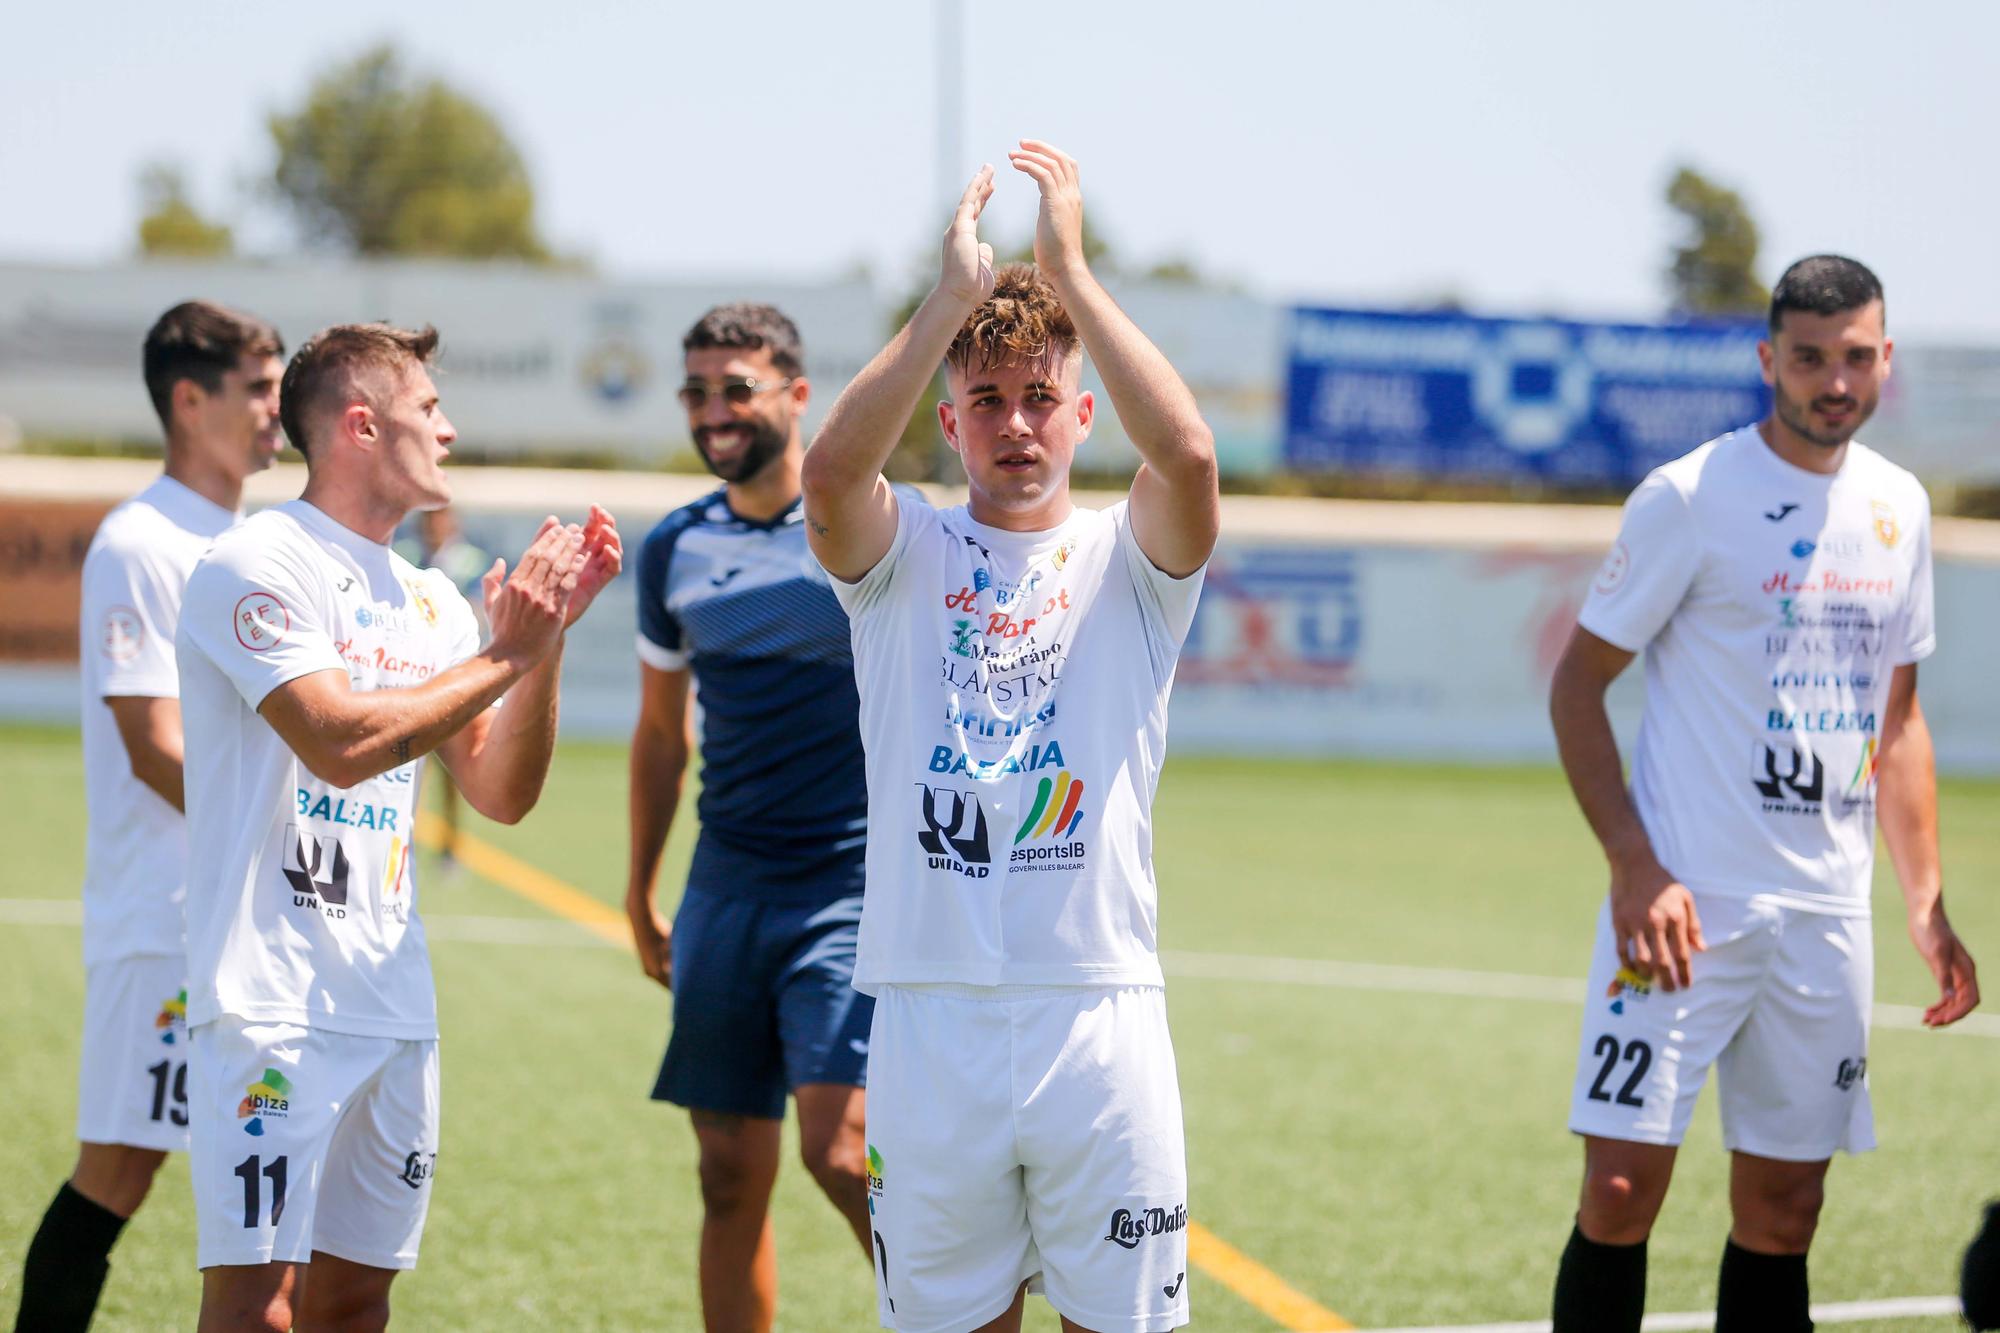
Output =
[
  {"x1": 78, "y1": 475, "x2": 237, "y2": 965},
  {"x1": 177, "y1": 501, "x2": 479, "y2": 1038},
  {"x1": 827, "y1": 493, "x2": 1205, "y2": 990},
  {"x1": 1580, "y1": 428, "x2": 1935, "y2": 914}
]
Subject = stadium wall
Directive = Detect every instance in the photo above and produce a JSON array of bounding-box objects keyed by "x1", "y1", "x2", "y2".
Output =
[{"x1": 8, "y1": 457, "x2": 2000, "y2": 773}]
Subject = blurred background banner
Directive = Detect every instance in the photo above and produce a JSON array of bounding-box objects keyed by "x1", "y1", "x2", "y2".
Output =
[
  {"x1": 1282, "y1": 306, "x2": 1772, "y2": 486},
  {"x1": 0, "y1": 260, "x2": 880, "y2": 460}
]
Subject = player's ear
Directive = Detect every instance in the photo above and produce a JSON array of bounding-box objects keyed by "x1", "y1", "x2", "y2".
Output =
[
  {"x1": 1074, "y1": 389, "x2": 1095, "y2": 442},
  {"x1": 788, "y1": 376, "x2": 810, "y2": 413},
  {"x1": 344, "y1": 402, "x2": 377, "y2": 450},
  {"x1": 1756, "y1": 339, "x2": 1776, "y2": 388},
  {"x1": 938, "y1": 399, "x2": 963, "y2": 455}
]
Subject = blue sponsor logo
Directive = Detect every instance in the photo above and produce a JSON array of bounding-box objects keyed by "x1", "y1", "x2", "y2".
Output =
[
  {"x1": 1791, "y1": 539, "x2": 1816, "y2": 559},
  {"x1": 928, "y1": 740, "x2": 1066, "y2": 780}
]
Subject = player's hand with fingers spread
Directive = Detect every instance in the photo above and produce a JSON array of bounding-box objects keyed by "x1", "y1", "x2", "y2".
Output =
[
  {"x1": 1007, "y1": 139, "x2": 1087, "y2": 283},
  {"x1": 482, "y1": 517, "x2": 583, "y2": 667},
  {"x1": 1912, "y1": 906, "x2": 1980, "y2": 1027},
  {"x1": 939, "y1": 165, "x2": 997, "y2": 308},
  {"x1": 1607, "y1": 853, "x2": 1706, "y2": 994},
  {"x1": 563, "y1": 504, "x2": 623, "y2": 628}
]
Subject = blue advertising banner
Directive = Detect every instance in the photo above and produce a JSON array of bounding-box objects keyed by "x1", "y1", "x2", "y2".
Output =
[{"x1": 1283, "y1": 307, "x2": 1771, "y2": 485}]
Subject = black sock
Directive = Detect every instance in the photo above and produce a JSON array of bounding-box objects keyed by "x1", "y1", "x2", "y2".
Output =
[
  {"x1": 1552, "y1": 1220, "x2": 1647, "y2": 1333},
  {"x1": 13, "y1": 1182, "x2": 128, "y2": 1333},
  {"x1": 1715, "y1": 1237, "x2": 1812, "y2": 1333},
  {"x1": 1964, "y1": 1201, "x2": 2000, "y2": 1330}
]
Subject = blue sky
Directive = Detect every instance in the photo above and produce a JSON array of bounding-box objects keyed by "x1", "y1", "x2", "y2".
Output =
[{"x1": 7, "y1": 0, "x2": 1998, "y2": 338}]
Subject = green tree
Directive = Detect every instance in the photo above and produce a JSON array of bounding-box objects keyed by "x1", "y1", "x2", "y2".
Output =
[
  {"x1": 267, "y1": 45, "x2": 550, "y2": 261},
  {"x1": 1665, "y1": 165, "x2": 1769, "y2": 315},
  {"x1": 136, "y1": 164, "x2": 233, "y2": 258}
]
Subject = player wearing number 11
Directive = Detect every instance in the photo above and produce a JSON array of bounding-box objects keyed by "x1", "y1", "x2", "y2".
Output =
[
  {"x1": 1546, "y1": 255, "x2": 1979, "y2": 1333},
  {"x1": 174, "y1": 323, "x2": 621, "y2": 1333}
]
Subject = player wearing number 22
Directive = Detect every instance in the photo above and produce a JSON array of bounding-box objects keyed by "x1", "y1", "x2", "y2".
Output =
[
  {"x1": 805, "y1": 141, "x2": 1218, "y2": 1333},
  {"x1": 174, "y1": 323, "x2": 620, "y2": 1333},
  {"x1": 1546, "y1": 255, "x2": 1979, "y2": 1333}
]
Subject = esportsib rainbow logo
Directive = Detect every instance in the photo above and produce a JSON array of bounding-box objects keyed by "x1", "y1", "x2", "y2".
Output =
[
  {"x1": 1014, "y1": 771, "x2": 1085, "y2": 844},
  {"x1": 238, "y1": 1069, "x2": 294, "y2": 1136},
  {"x1": 1849, "y1": 738, "x2": 1879, "y2": 797},
  {"x1": 154, "y1": 989, "x2": 187, "y2": 1045}
]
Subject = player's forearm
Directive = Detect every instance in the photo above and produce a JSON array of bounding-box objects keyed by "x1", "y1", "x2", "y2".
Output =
[
  {"x1": 1878, "y1": 702, "x2": 1944, "y2": 920},
  {"x1": 1550, "y1": 668, "x2": 1659, "y2": 876},
  {"x1": 451, "y1": 644, "x2": 564, "y2": 825},
  {"x1": 125, "y1": 732, "x2": 186, "y2": 812},
  {"x1": 1049, "y1": 267, "x2": 1215, "y2": 481},
  {"x1": 625, "y1": 729, "x2": 690, "y2": 903},
  {"x1": 806, "y1": 287, "x2": 971, "y2": 503},
  {"x1": 274, "y1": 653, "x2": 528, "y2": 790}
]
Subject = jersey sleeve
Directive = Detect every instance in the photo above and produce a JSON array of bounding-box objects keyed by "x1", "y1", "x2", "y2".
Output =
[
  {"x1": 824, "y1": 485, "x2": 931, "y2": 619},
  {"x1": 1109, "y1": 500, "x2": 1208, "y2": 688},
  {"x1": 1576, "y1": 471, "x2": 1700, "y2": 653},
  {"x1": 1896, "y1": 488, "x2": 1937, "y2": 665},
  {"x1": 80, "y1": 534, "x2": 181, "y2": 699},
  {"x1": 635, "y1": 520, "x2": 688, "y2": 671},
  {"x1": 180, "y1": 539, "x2": 347, "y2": 711}
]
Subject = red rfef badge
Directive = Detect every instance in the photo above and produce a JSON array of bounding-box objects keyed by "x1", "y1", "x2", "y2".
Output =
[{"x1": 234, "y1": 592, "x2": 290, "y2": 652}]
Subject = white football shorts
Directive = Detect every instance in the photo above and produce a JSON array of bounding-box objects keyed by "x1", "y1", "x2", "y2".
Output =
[
  {"x1": 1568, "y1": 894, "x2": 1874, "y2": 1160},
  {"x1": 865, "y1": 983, "x2": 1190, "y2": 1333},
  {"x1": 76, "y1": 955, "x2": 191, "y2": 1152},
  {"x1": 188, "y1": 1017, "x2": 440, "y2": 1270}
]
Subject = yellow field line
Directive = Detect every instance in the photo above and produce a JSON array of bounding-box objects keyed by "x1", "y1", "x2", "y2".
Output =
[
  {"x1": 415, "y1": 811, "x2": 1350, "y2": 1332},
  {"x1": 414, "y1": 810, "x2": 627, "y2": 946},
  {"x1": 1188, "y1": 1221, "x2": 1353, "y2": 1330}
]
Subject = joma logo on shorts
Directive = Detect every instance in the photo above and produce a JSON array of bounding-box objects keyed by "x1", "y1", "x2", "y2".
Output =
[
  {"x1": 1104, "y1": 1204, "x2": 1188, "y2": 1249},
  {"x1": 1834, "y1": 1057, "x2": 1867, "y2": 1092}
]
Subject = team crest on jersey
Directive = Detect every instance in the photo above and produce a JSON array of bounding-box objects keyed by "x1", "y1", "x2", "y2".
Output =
[
  {"x1": 405, "y1": 579, "x2": 441, "y2": 627},
  {"x1": 1870, "y1": 500, "x2": 1899, "y2": 548}
]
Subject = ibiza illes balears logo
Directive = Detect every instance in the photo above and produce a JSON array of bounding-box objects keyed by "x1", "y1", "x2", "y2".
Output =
[
  {"x1": 155, "y1": 988, "x2": 188, "y2": 1045},
  {"x1": 238, "y1": 1068, "x2": 294, "y2": 1136},
  {"x1": 916, "y1": 784, "x2": 991, "y2": 878}
]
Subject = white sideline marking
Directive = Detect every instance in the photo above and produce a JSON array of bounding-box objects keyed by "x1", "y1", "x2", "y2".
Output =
[
  {"x1": 5, "y1": 899, "x2": 1994, "y2": 1037},
  {"x1": 1161, "y1": 948, "x2": 2000, "y2": 1039},
  {"x1": 1360, "y1": 1291, "x2": 1960, "y2": 1330}
]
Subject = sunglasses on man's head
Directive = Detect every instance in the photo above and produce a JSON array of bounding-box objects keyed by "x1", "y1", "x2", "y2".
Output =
[{"x1": 677, "y1": 376, "x2": 794, "y2": 411}]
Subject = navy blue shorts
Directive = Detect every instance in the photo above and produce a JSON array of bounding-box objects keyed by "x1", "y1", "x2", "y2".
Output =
[{"x1": 652, "y1": 888, "x2": 872, "y2": 1120}]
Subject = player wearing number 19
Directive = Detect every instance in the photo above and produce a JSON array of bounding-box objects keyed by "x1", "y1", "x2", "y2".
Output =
[
  {"x1": 174, "y1": 323, "x2": 621, "y2": 1333},
  {"x1": 13, "y1": 302, "x2": 283, "y2": 1333},
  {"x1": 1546, "y1": 255, "x2": 1979, "y2": 1333}
]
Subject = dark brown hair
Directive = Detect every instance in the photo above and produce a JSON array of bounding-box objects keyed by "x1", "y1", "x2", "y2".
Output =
[
  {"x1": 142, "y1": 301, "x2": 284, "y2": 429},
  {"x1": 683, "y1": 303, "x2": 804, "y2": 377},
  {"x1": 279, "y1": 323, "x2": 440, "y2": 460},
  {"x1": 945, "y1": 264, "x2": 1078, "y2": 377}
]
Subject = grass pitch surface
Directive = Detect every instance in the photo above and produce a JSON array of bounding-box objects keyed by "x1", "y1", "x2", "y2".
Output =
[{"x1": 2, "y1": 723, "x2": 1996, "y2": 1331}]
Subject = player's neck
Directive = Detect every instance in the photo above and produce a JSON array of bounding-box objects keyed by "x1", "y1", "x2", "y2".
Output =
[
  {"x1": 724, "y1": 446, "x2": 804, "y2": 523},
  {"x1": 1757, "y1": 416, "x2": 1848, "y2": 477},
  {"x1": 162, "y1": 442, "x2": 245, "y2": 513},
  {"x1": 298, "y1": 472, "x2": 403, "y2": 546},
  {"x1": 966, "y1": 484, "x2": 1074, "y2": 533}
]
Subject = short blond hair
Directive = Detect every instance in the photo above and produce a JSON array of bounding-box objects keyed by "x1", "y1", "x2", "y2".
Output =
[{"x1": 945, "y1": 264, "x2": 1078, "y2": 376}]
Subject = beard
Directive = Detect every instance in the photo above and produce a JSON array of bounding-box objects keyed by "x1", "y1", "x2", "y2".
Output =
[
  {"x1": 1772, "y1": 379, "x2": 1876, "y2": 450},
  {"x1": 693, "y1": 416, "x2": 788, "y2": 483}
]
